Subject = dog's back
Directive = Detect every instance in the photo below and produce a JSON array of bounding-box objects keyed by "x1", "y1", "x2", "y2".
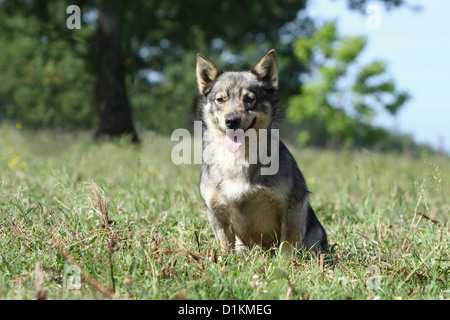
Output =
[{"x1": 196, "y1": 50, "x2": 328, "y2": 254}]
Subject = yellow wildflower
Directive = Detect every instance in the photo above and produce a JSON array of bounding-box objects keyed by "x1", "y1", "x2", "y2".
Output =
[
  {"x1": 147, "y1": 166, "x2": 158, "y2": 174},
  {"x1": 9, "y1": 156, "x2": 20, "y2": 170}
]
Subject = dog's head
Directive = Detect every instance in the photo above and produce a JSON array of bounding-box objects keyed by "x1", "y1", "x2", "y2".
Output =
[{"x1": 196, "y1": 50, "x2": 280, "y2": 136}]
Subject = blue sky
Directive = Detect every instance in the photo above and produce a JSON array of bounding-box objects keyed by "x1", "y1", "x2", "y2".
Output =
[{"x1": 307, "y1": 0, "x2": 450, "y2": 153}]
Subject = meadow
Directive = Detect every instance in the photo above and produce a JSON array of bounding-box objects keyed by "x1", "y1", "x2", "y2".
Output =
[{"x1": 0, "y1": 123, "x2": 449, "y2": 300}]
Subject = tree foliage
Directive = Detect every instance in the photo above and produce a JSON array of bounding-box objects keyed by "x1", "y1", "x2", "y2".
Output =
[
  {"x1": 0, "y1": 1, "x2": 95, "y2": 129},
  {"x1": 0, "y1": 0, "x2": 311, "y2": 132},
  {"x1": 287, "y1": 22, "x2": 411, "y2": 149},
  {"x1": 0, "y1": 0, "x2": 422, "y2": 151}
]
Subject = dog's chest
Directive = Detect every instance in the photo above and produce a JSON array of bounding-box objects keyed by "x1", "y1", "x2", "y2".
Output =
[
  {"x1": 219, "y1": 167, "x2": 254, "y2": 199},
  {"x1": 201, "y1": 164, "x2": 252, "y2": 207},
  {"x1": 201, "y1": 161, "x2": 288, "y2": 210},
  {"x1": 200, "y1": 157, "x2": 292, "y2": 248}
]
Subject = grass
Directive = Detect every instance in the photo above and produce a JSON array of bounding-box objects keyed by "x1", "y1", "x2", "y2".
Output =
[{"x1": 0, "y1": 123, "x2": 449, "y2": 300}]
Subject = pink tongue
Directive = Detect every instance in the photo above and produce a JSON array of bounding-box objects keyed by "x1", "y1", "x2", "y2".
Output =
[{"x1": 224, "y1": 131, "x2": 244, "y2": 153}]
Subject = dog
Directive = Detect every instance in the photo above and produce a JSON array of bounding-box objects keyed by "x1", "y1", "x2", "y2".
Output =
[{"x1": 196, "y1": 49, "x2": 328, "y2": 255}]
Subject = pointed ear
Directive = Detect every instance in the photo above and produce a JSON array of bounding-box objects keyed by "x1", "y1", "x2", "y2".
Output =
[
  {"x1": 196, "y1": 54, "x2": 222, "y2": 95},
  {"x1": 252, "y1": 49, "x2": 278, "y2": 89}
]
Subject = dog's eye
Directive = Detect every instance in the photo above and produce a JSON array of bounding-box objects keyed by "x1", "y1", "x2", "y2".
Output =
[
  {"x1": 244, "y1": 96, "x2": 255, "y2": 104},
  {"x1": 216, "y1": 97, "x2": 225, "y2": 104}
]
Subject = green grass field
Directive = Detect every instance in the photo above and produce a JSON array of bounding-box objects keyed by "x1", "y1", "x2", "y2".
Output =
[{"x1": 0, "y1": 124, "x2": 449, "y2": 300}]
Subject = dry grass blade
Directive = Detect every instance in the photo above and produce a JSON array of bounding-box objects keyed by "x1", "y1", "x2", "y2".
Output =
[
  {"x1": 85, "y1": 180, "x2": 118, "y2": 293},
  {"x1": 85, "y1": 180, "x2": 111, "y2": 229},
  {"x1": 173, "y1": 239, "x2": 207, "y2": 274},
  {"x1": 284, "y1": 273, "x2": 297, "y2": 300},
  {"x1": 108, "y1": 234, "x2": 117, "y2": 293},
  {"x1": 415, "y1": 213, "x2": 441, "y2": 226},
  {"x1": 7, "y1": 221, "x2": 34, "y2": 251},
  {"x1": 60, "y1": 249, "x2": 116, "y2": 299},
  {"x1": 317, "y1": 253, "x2": 324, "y2": 273}
]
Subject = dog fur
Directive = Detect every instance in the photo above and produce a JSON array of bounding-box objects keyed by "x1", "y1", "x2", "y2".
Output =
[{"x1": 196, "y1": 49, "x2": 328, "y2": 255}]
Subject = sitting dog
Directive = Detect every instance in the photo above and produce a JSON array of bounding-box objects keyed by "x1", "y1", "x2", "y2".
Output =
[{"x1": 196, "y1": 49, "x2": 328, "y2": 255}]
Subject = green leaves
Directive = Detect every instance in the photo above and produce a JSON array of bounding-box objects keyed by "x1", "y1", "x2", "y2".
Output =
[
  {"x1": 335, "y1": 36, "x2": 367, "y2": 64},
  {"x1": 0, "y1": 0, "x2": 412, "y2": 145},
  {"x1": 353, "y1": 60, "x2": 411, "y2": 118},
  {"x1": 0, "y1": 3, "x2": 95, "y2": 129},
  {"x1": 287, "y1": 22, "x2": 411, "y2": 148}
]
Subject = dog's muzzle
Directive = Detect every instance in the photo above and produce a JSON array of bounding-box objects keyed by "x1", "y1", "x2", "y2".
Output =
[{"x1": 225, "y1": 115, "x2": 241, "y2": 130}]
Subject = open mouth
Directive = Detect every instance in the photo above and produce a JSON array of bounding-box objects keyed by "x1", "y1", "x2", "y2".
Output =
[{"x1": 223, "y1": 118, "x2": 257, "y2": 153}]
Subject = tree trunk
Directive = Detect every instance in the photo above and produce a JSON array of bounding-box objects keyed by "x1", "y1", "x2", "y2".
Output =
[{"x1": 94, "y1": 0, "x2": 139, "y2": 142}]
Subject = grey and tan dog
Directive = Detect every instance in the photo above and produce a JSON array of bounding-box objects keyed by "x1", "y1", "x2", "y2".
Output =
[{"x1": 196, "y1": 49, "x2": 328, "y2": 255}]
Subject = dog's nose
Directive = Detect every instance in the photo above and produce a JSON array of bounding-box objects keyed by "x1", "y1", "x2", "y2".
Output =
[{"x1": 225, "y1": 115, "x2": 241, "y2": 129}]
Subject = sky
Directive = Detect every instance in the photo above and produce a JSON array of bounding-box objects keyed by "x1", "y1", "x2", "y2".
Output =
[{"x1": 307, "y1": 0, "x2": 450, "y2": 154}]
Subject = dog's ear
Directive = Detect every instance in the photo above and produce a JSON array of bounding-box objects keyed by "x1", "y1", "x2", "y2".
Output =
[
  {"x1": 252, "y1": 49, "x2": 278, "y2": 89},
  {"x1": 196, "y1": 54, "x2": 222, "y2": 95}
]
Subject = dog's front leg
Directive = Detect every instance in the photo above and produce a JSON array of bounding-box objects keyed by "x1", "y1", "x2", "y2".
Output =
[
  {"x1": 279, "y1": 222, "x2": 295, "y2": 256},
  {"x1": 206, "y1": 209, "x2": 235, "y2": 252},
  {"x1": 279, "y1": 210, "x2": 302, "y2": 256},
  {"x1": 234, "y1": 236, "x2": 249, "y2": 254}
]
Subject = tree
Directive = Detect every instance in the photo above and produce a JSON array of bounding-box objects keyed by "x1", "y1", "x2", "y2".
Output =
[
  {"x1": 0, "y1": 0, "x2": 311, "y2": 135},
  {"x1": 287, "y1": 22, "x2": 410, "y2": 148},
  {"x1": 119, "y1": 0, "x2": 312, "y2": 133},
  {"x1": 0, "y1": 0, "x2": 413, "y2": 143},
  {"x1": 0, "y1": 0, "x2": 95, "y2": 129},
  {"x1": 94, "y1": 0, "x2": 139, "y2": 142}
]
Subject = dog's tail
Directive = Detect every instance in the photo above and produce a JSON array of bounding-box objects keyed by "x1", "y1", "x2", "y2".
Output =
[{"x1": 303, "y1": 204, "x2": 329, "y2": 254}]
